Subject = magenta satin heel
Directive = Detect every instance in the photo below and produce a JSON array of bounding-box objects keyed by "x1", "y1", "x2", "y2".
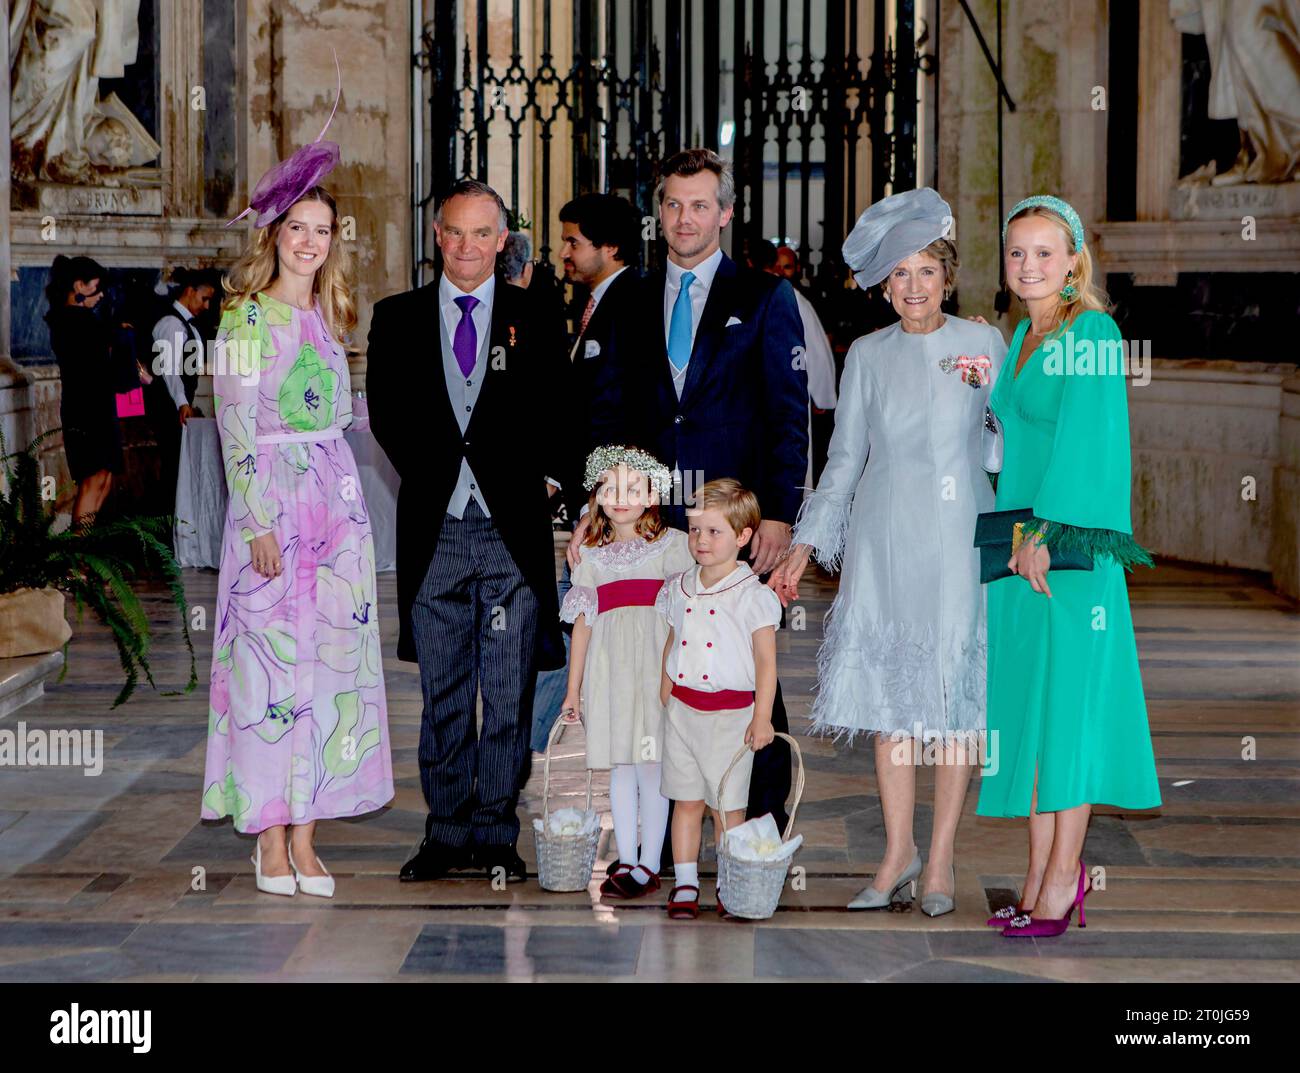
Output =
[
  {"x1": 1001, "y1": 860, "x2": 1088, "y2": 938},
  {"x1": 985, "y1": 905, "x2": 1027, "y2": 927}
]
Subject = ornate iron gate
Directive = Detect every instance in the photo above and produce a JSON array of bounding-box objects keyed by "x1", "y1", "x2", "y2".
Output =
[{"x1": 413, "y1": 1, "x2": 935, "y2": 294}]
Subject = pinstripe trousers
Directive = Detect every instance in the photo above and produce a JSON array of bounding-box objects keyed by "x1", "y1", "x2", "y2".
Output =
[{"x1": 411, "y1": 500, "x2": 540, "y2": 848}]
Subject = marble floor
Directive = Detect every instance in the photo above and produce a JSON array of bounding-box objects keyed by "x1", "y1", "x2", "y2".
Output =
[{"x1": 0, "y1": 549, "x2": 1298, "y2": 982}]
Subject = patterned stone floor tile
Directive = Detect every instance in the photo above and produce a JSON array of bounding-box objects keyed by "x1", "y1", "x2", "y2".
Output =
[{"x1": 0, "y1": 559, "x2": 1294, "y2": 980}]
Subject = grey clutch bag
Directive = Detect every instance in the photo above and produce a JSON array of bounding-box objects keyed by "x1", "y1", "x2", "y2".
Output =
[{"x1": 981, "y1": 406, "x2": 1003, "y2": 474}]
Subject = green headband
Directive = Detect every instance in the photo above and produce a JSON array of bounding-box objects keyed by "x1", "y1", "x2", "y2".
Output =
[
  {"x1": 1002, "y1": 195, "x2": 1085, "y2": 252},
  {"x1": 583, "y1": 444, "x2": 674, "y2": 502}
]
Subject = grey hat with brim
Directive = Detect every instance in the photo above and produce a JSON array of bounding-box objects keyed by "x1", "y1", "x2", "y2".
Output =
[{"x1": 841, "y1": 187, "x2": 953, "y2": 290}]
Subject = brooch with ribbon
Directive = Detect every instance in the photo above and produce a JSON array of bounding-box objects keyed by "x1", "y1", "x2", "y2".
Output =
[{"x1": 939, "y1": 353, "x2": 991, "y2": 388}]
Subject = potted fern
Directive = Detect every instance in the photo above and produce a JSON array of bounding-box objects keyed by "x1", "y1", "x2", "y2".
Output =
[{"x1": 0, "y1": 429, "x2": 197, "y2": 707}]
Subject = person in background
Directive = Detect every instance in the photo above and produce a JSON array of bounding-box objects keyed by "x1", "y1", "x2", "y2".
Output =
[
  {"x1": 151, "y1": 267, "x2": 216, "y2": 426},
  {"x1": 529, "y1": 192, "x2": 644, "y2": 754},
  {"x1": 559, "y1": 193, "x2": 643, "y2": 438},
  {"x1": 501, "y1": 231, "x2": 534, "y2": 289},
  {"x1": 502, "y1": 230, "x2": 568, "y2": 422},
  {"x1": 45, "y1": 254, "x2": 134, "y2": 524},
  {"x1": 148, "y1": 268, "x2": 217, "y2": 522},
  {"x1": 774, "y1": 244, "x2": 801, "y2": 284},
  {"x1": 753, "y1": 239, "x2": 838, "y2": 488}
]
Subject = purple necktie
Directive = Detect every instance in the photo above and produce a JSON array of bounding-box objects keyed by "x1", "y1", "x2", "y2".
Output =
[{"x1": 452, "y1": 294, "x2": 479, "y2": 377}]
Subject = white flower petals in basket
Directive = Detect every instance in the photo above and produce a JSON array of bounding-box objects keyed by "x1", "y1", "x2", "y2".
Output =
[
  {"x1": 533, "y1": 806, "x2": 600, "y2": 838},
  {"x1": 715, "y1": 732, "x2": 806, "y2": 919},
  {"x1": 724, "y1": 813, "x2": 803, "y2": 862},
  {"x1": 532, "y1": 717, "x2": 601, "y2": 892}
]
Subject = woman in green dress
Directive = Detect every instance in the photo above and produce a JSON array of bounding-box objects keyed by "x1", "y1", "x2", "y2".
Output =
[{"x1": 976, "y1": 195, "x2": 1161, "y2": 938}]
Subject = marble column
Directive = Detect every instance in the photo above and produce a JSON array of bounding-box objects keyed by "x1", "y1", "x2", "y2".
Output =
[
  {"x1": 1135, "y1": 0, "x2": 1181, "y2": 224},
  {"x1": 159, "y1": 0, "x2": 206, "y2": 216},
  {"x1": 936, "y1": 0, "x2": 1110, "y2": 316}
]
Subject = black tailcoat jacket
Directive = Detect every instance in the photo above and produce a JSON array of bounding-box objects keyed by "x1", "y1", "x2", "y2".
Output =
[{"x1": 366, "y1": 274, "x2": 579, "y2": 668}]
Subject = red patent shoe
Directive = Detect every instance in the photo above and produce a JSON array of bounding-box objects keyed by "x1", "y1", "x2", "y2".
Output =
[
  {"x1": 666, "y1": 884, "x2": 701, "y2": 919},
  {"x1": 601, "y1": 865, "x2": 661, "y2": 900}
]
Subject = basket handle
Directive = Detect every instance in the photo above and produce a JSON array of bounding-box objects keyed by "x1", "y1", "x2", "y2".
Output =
[
  {"x1": 541, "y1": 711, "x2": 593, "y2": 826},
  {"x1": 715, "y1": 731, "x2": 805, "y2": 844}
]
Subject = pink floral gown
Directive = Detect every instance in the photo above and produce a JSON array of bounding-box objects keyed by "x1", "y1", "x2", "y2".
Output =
[{"x1": 201, "y1": 292, "x2": 394, "y2": 833}]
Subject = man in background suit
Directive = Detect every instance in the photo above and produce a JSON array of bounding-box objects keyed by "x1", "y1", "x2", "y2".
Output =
[
  {"x1": 367, "y1": 179, "x2": 578, "y2": 884},
  {"x1": 573, "y1": 148, "x2": 807, "y2": 844},
  {"x1": 146, "y1": 268, "x2": 217, "y2": 526},
  {"x1": 559, "y1": 193, "x2": 643, "y2": 437},
  {"x1": 531, "y1": 193, "x2": 645, "y2": 752},
  {"x1": 752, "y1": 239, "x2": 839, "y2": 486},
  {"x1": 150, "y1": 268, "x2": 216, "y2": 428}
]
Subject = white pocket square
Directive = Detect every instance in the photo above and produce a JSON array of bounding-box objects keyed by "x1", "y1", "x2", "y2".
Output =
[
  {"x1": 726, "y1": 316, "x2": 743, "y2": 327},
  {"x1": 583, "y1": 340, "x2": 601, "y2": 359}
]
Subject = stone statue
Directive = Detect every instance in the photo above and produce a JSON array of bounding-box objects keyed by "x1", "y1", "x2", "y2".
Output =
[
  {"x1": 1171, "y1": 0, "x2": 1300, "y2": 185},
  {"x1": 9, "y1": 0, "x2": 160, "y2": 186}
]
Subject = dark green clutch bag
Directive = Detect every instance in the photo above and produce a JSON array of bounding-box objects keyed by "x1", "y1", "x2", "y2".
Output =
[{"x1": 974, "y1": 508, "x2": 1093, "y2": 584}]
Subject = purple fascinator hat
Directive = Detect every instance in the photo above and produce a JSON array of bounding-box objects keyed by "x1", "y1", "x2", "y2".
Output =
[{"x1": 227, "y1": 52, "x2": 342, "y2": 228}]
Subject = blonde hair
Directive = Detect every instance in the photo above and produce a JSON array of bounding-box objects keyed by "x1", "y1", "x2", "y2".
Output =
[
  {"x1": 222, "y1": 186, "x2": 357, "y2": 337},
  {"x1": 1005, "y1": 205, "x2": 1108, "y2": 334},
  {"x1": 691, "y1": 478, "x2": 761, "y2": 537}
]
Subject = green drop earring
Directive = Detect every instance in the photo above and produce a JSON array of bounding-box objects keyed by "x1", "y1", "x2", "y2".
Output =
[{"x1": 1060, "y1": 269, "x2": 1078, "y2": 302}]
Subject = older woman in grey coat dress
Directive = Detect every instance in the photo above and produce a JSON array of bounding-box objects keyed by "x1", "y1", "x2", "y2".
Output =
[{"x1": 770, "y1": 188, "x2": 1007, "y2": 916}]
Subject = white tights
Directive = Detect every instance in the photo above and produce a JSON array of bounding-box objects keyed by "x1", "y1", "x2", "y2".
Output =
[{"x1": 609, "y1": 761, "x2": 670, "y2": 879}]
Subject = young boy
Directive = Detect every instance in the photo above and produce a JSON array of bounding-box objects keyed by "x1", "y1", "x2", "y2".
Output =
[{"x1": 654, "y1": 478, "x2": 782, "y2": 919}]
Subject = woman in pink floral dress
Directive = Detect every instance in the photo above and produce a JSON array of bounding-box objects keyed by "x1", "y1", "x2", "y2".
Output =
[{"x1": 201, "y1": 181, "x2": 393, "y2": 898}]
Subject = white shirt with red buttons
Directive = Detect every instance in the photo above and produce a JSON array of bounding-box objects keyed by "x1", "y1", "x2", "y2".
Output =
[{"x1": 655, "y1": 562, "x2": 782, "y2": 693}]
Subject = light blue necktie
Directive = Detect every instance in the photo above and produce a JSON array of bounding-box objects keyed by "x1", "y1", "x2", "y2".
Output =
[{"x1": 667, "y1": 271, "x2": 697, "y2": 372}]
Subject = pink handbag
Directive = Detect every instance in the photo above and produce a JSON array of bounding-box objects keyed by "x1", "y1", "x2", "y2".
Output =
[{"x1": 116, "y1": 387, "x2": 146, "y2": 418}]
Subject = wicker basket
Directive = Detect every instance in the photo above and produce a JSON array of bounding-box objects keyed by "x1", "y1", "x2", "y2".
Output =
[
  {"x1": 715, "y1": 732, "x2": 806, "y2": 920},
  {"x1": 532, "y1": 716, "x2": 601, "y2": 892}
]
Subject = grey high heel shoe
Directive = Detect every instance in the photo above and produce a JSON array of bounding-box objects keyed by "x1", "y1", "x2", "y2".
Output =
[
  {"x1": 848, "y1": 850, "x2": 922, "y2": 910},
  {"x1": 920, "y1": 862, "x2": 956, "y2": 917}
]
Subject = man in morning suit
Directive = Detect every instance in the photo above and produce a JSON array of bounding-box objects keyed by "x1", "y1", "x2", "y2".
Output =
[
  {"x1": 367, "y1": 179, "x2": 578, "y2": 883},
  {"x1": 572, "y1": 148, "x2": 808, "y2": 841}
]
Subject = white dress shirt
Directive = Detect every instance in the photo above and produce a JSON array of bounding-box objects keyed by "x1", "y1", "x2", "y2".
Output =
[
  {"x1": 151, "y1": 300, "x2": 203, "y2": 410},
  {"x1": 795, "y1": 286, "x2": 838, "y2": 494},
  {"x1": 795, "y1": 289, "x2": 837, "y2": 410}
]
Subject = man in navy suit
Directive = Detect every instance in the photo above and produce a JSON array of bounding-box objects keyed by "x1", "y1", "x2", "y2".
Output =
[{"x1": 571, "y1": 148, "x2": 808, "y2": 843}]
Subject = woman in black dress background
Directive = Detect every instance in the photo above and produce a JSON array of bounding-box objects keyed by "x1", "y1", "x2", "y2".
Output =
[{"x1": 45, "y1": 255, "x2": 128, "y2": 524}]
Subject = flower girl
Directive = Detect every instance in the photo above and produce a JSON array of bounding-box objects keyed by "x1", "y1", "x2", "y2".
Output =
[{"x1": 560, "y1": 446, "x2": 694, "y2": 898}]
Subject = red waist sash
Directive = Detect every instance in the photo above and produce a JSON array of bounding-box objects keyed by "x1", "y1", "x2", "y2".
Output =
[
  {"x1": 670, "y1": 683, "x2": 755, "y2": 712},
  {"x1": 596, "y1": 578, "x2": 664, "y2": 613}
]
